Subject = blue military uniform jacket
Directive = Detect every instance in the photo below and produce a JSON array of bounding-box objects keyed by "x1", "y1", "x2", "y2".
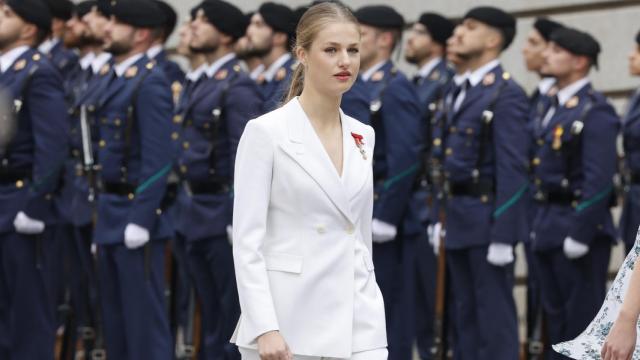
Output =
[
  {"x1": 407, "y1": 58, "x2": 453, "y2": 235},
  {"x1": 442, "y1": 63, "x2": 530, "y2": 249},
  {"x1": 0, "y1": 47, "x2": 69, "y2": 231},
  {"x1": 173, "y1": 56, "x2": 262, "y2": 241},
  {"x1": 48, "y1": 40, "x2": 79, "y2": 82},
  {"x1": 530, "y1": 83, "x2": 619, "y2": 251},
  {"x1": 151, "y1": 48, "x2": 186, "y2": 89},
  {"x1": 620, "y1": 89, "x2": 640, "y2": 248},
  {"x1": 93, "y1": 55, "x2": 174, "y2": 244},
  {"x1": 258, "y1": 54, "x2": 295, "y2": 112},
  {"x1": 342, "y1": 61, "x2": 423, "y2": 228}
]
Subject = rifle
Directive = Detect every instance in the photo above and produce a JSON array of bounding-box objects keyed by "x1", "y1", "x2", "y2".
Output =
[{"x1": 80, "y1": 104, "x2": 107, "y2": 360}]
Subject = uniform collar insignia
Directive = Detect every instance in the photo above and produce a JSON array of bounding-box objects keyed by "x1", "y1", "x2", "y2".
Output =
[
  {"x1": 13, "y1": 59, "x2": 26, "y2": 71},
  {"x1": 566, "y1": 96, "x2": 579, "y2": 109},
  {"x1": 482, "y1": 72, "x2": 495, "y2": 86},
  {"x1": 215, "y1": 69, "x2": 228, "y2": 80},
  {"x1": 429, "y1": 70, "x2": 440, "y2": 81},
  {"x1": 371, "y1": 70, "x2": 384, "y2": 82},
  {"x1": 275, "y1": 67, "x2": 286, "y2": 81},
  {"x1": 125, "y1": 66, "x2": 138, "y2": 78},
  {"x1": 100, "y1": 64, "x2": 110, "y2": 76}
]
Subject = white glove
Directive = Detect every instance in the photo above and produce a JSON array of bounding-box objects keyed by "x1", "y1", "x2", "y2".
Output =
[
  {"x1": 486, "y1": 242, "x2": 514, "y2": 266},
  {"x1": 124, "y1": 223, "x2": 150, "y2": 249},
  {"x1": 563, "y1": 237, "x2": 589, "y2": 259},
  {"x1": 226, "y1": 225, "x2": 233, "y2": 246},
  {"x1": 428, "y1": 222, "x2": 442, "y2": 255},
  {"x1": 13, "y1": 211, "x2": 45, "y2": 234},
  {"x1": 372, "y1": 219, "x2": 397, "y2": 243}
]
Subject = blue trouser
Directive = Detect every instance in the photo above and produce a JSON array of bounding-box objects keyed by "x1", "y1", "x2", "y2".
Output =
[
  {"x1": 373, "y1": 235, "x2": 416, "y2": 360},
  {"x1": 184, "y1": 234, "x2": 240, "y2": 360},
  {"x1": 171, "y1": 234, "x2": 192, "y2": 330},
  {"x1": 0, "y1": 229, "x2": 58, "y2": 360},
  {"x1": 446, "y1": 246, "x2": 519, "y2": 360},
  {"x1": 70, "y1": 224, "x2": 97, "y2": 335},
  {"x1": 532, "y1": 239, "x2": 611, "y2": 360},
  {"x1": 98, "y1": 241, "x2": 172, "y2": 360},
  {"x1": 414, "y1": 231, "x2": 436, "y2": 360}
]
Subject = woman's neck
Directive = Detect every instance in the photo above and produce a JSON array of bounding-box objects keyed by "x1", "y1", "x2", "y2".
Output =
[{"x1": 298, "y1": 86, "x2": 341, "y2": 130}]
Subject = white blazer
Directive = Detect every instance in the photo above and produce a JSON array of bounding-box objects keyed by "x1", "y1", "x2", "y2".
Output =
[{"x1": 231, "y1": 98, "x2": 387, "y2": 358}]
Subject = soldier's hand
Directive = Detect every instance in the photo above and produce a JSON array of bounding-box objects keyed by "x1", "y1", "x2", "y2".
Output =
[
  {"x1": 372, "y1": 219, "x2": 397, "y2": 243},
  {"x1": 13, "y1": 211, "x2": 45, "y2": 234},
  {"x1": 429, "y1": 222, "x2": 442, "y2": 255},
  {"x1": 226, "y1": 225, "x2": 233, "y2": 246},
  {"x1": 257, "y1": 330, "x2": 293, "y2": 360},
  {"x1": 486, "y1": 242, "x2": 514, "y2": 266},
  {"x1": 124, "y1": 223, "x2": 150, "y2": 249},
  {"x1": 563, "y1": 237, "x2": 589, "y2": 259}
]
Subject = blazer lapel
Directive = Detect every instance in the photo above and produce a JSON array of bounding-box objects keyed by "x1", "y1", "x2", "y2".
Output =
[
  {"x1": 279, "y1": 99, "x2": 356, "y2": 223},
  {"x1": 340, "y1": 115, "x2": 370, "y2": 203}
]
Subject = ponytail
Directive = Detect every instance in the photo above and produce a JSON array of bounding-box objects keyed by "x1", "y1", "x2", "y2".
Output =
[{"x1": 284, "y1": 62, "x2": 304, "y2": 103}]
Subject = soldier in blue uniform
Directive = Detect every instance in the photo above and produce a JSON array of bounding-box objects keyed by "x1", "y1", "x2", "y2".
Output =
[
  {"x1": 235, "y1": 13, "x2": 265, "y2": 82},
  {"x1": 246, "y1": 2, "x2": 296, "y2": 112},
  {"x1": 148, "y1": 0, "x2": 185, "y2": 89},
  {"x1": 404, "y1": 12, "x2": 455, "y2": 360},
  {"x1": 521, "y1": 16, "x2": 564, "y2": 358},
  {"x1": 173, "y1": 1, "x2": 262, "y2": 359},
  {"x1": 437, "y1": 7, "x2": 529, "y2": 359},
  {"x1": 530, "y1": 27, "x2": 619, "y2": 359},
  {"x1": 341, "y1": 6, "x2": 423, "y2": 360},
  {"x1": 619, "y1": 30, "x2": 640, "y2": 254},
  {"x1": 0, "y1": 0, "x2": 69, "y2": 358},
  {"x1": 92, "y1": 1, "x2": 174, "y2": 358},
  {"x1": 41, "y1": 0, "x2": 78, "y2": 81}
]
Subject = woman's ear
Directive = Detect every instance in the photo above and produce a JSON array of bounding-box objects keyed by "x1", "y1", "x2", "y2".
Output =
[{"x1": 296, "y1": 46, "x2": 307, "y2": 67}]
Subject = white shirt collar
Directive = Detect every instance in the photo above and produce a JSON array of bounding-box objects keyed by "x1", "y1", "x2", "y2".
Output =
[
  {"x1": 417, "y1": 57, "x2": 443, "y2": 79},
  {"x1": 467, "y1": 59, "x2": 501, "y2": 87},
  {"x1": 250, "y1": 63, "x2": 265, "y2": 80},
  {"x1": 537, "y1": 77, "x2": 556, "y2": 95},
  {"x1": 146, "y1": 44, "x2": 163, "y2": 60},
  {"x1": 206, "y1": 53, "x2": 236, "y2": 78},
  {"x1": 38, "y1": 38, "x2": 60, "y2": 55},
  {"x1": 361, "y1": 60, "x2": 387, "y2": 82},
  {"x1": 556, "y1": 77, "x2": 590, "y2": 106},
  {"x1": 91, "y1": 52, "x2": 112, "y2": 74},
  {"x1": 262, "y1": 53, "x2": 291, "y2": 81},
  {"x1": 186, "y1": 63, "x2": 208, "y2": 82},
  {"x1": 79, "y1": 52, "x2": 96, "y2": 70},
  {"x1": 114, "y1": 53, "x2": 144, "y2": 77},
  {"x1": 452, "y1": 73, "x2": 468, "y2": 86},
  {"x1": 0, "y1": 46, "x2": 30, "y2": 73}
]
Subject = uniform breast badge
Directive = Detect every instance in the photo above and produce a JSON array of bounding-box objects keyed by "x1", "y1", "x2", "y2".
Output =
[
  {"x1": 552, "y1": 125, "x2": 564, "y2": 150},
  {"x1": 351, "y1": 132, "x2": 367, "y2": 160}
]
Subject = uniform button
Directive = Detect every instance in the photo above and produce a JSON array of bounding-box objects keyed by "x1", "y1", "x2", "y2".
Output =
[
  {"x1": 571, "y1": 200, "x2": 578, "y2": 208},
  {"x1": 532, "y1": 158, "x2": 541, "y2": 166},
  {"x1": 480, "y1": 195, "x2": 489, "y2": 203},
  {"x1": 156, "y1": 208, "x2": 162, "y2": 215},
  {"x1": 537, "y1": 139, "x2": 544, "y2": 146},
  {"x1": 180, "y1": 165, "x2": 187, "y2": 174},
  {"x1": 433, "y1": 138, "x2": 441, "y2": 147},
  {"x1": 450, "y1": 126, "x2": 457, "y2": 133},
  {"x1": 101, "y1": 117, "x2": 107, "y2": 124},
  {"x1": 534, "y1": 178, "x2": 541, "y2": 185},
  {"x1": 72, "y1": 149, "x2": 80, "y2": 157},
  {"x1": 597, "y1": 224, "x2": 603, "y2": 230},
  {"x1": 15, "y1": 180, "x2": 24, "y2": 188},
  {"x1": 45, "y1": 193, "x2": 52, "y2": 200},
  {"x1": 466, "y1": 128, "x2": 474, "y2": 135},
  {"x1": 99, "y1": 140, "x2": 106, "y2": 148},
  {"x1": 203, "y1": 122, "x2": 210, "y2": 129},
  {"x1": 173, "y1": 115, "x2": 182, "y2": 124},
  {"x1": 128, "y1": 193, "x2": 135, "y2": 200},
  {"x1": 316, "y1": 225, "x2": 326, "y2": 234},
  {"x1": 171, "y1": 132, "x2": 179, "y2": 140},
  {"x1": 445, "y1": 148, "x2": 453, "y2": 156},
  {"x1": 182, "y1": 141, "x2": 190, "y2": 149},
  {"x1": 374, "y1": 193, "x2": 379, "y2": 201},
  {"x1": 114, "y1": 118, "x2": 121, "y2": 126}
]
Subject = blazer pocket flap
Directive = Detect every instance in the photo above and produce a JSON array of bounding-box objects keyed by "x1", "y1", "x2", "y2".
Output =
[
  {"x1": 264, "y1": 252, "x2": 303, "y2": 274},
  {"x1": 363, "y1": 254, "x2": 375, "y2": 271}
]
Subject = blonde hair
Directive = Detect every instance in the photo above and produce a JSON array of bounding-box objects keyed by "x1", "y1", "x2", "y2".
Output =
[{"x1": 284, "y1": 2, "x2": 358, "y2": 103}]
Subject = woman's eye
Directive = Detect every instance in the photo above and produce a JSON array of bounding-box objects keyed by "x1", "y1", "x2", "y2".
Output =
[
  {"x1": 324, "y1": 47, "x2": 337, "y2": 54},
  {"x1": 348, "y1": 48, "x2": 359, "y2": 54}
]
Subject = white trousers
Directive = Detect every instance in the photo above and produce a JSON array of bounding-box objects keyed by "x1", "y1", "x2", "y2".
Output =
[{"x1": 238, "y1": 347, "x2": 388, "y2": 360}]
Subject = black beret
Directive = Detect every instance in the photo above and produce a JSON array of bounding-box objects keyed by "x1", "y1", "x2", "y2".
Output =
[
  {"x1": 417, "y1": 13, "x2": 455, "y2": 46},
  {"x1": 44, "y1": 0, "x2": 73, "y2": 21},
  {"x1": 258, "y1": 2, "x2": 296, "y2": 38},
  {"x1": 74, "y1": 1, "x2": 97, "y2": 18},
  {"x1": 96, "y1": 0, "x2": 111, "y2": 17},
  {"x1": 111, "y1": 0, "x2": 165, "y2": 28},
  {"x1": 292, "y1": 6, "x2": 309, "y2": 30},
  {"x1": 533, "y1": 18, "x2": 564, "y2": 42},
  {"x1": 7, "y1": 0, "x2": 52, "y2": 32},
  {"x1": 198, "y1": 0, "x2": 247, "y2": 40},
  {"x1": 636, "y1": 30, "x2": 640, "y2": 46},
  {"x1": 464, "y1": 6, "x2": 516, "y2": 50},
  {"x1": 550, "y1": 27, "x2": 601, "y2": 68},
  {"x1": 355, "y1": 5, "x2": 405, "y2": 30},
  {"x1": 154, "y1": 0, "x2": 177, "y2": 37}
]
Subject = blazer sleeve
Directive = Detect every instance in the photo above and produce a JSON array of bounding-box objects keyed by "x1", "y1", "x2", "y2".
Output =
[{"x1": 232, "y1": 119, "x2": 280, "y2": 342}]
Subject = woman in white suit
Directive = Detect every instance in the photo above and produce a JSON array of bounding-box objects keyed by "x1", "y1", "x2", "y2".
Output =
[{"x1": 231, "y1": 3, "x2": 387, "y2": 360}]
